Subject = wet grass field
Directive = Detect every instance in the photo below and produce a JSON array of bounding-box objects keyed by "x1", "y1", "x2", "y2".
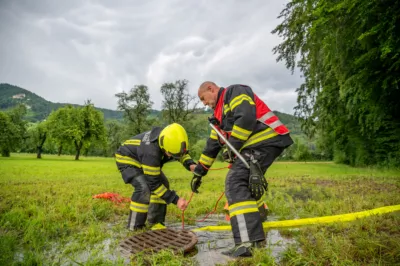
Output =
[{"x1": 0, "y1": 154, "x2": 399, "y2": 265}]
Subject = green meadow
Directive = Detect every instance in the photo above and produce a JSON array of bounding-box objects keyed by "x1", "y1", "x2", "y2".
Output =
[{"x1": 0, "y1": 154, "x2": 399, "y2": 265}]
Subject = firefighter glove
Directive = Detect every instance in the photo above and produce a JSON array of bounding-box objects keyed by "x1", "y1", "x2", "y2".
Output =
[
  {"x1": 191, "y1": 175, "x2": 202, "y2": 193},
  {"x1": 222, "y1": 148, "x2": 234, "y2": 163},
  {"x1": 193, "y1": 163, "x2": 208, "y2": 177},
  {"x1": 249, "y1": 160, "x2": 268, "y2": 200},
  {"x1": 208, "y1": 116, "x2": 220, "y2": 126}
]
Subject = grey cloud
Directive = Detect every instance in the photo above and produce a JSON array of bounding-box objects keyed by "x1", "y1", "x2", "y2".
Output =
[{"x1": 0, "y1": 0, "x2": 301, "y2": 114}]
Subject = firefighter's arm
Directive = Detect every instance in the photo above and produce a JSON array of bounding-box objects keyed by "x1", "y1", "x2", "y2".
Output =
[
  {"x1": 193, "y1": 128, "x2": 222, "y2": 177},
  {"x1": 179, "y1": 153, "x2": 197, "y2": 172},
  {"x1": 141, "y1": 153, "x2": 180, "y2": 205},
  {"x1": 226, "y1": 85, "x2": 257, "y2": 151}
]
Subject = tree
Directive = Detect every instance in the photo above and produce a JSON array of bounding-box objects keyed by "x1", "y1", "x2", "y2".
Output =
[
  {"x1": 160, "y1": 79, "x2": 199, "y2": 124},
  {"x1": 47, "y1": 102, "x2": 106, "y2": 160},
  {"x1": 0, "y1": 112, "x2": 18, "y2": 157},
  {"x1": 0, "y1": 105, "x2": 27, "y2": 157},
  {"x1": 183, "y1": 113, "x2": 210, "y2": 147},
  {"x1": 115, "y1": 85, "x2": 153, "y2": 135},
  {"x1": 293, "y1": 138, "x2": 311, "y2": 162},
  {"x1": 27, "y1": 121, "x2": 48, "y2": 158},
  {"x1": 160, "y1": 80, "x2": 204, "y2": 145},
  {"x1": 47, "y1": 106, "x2": 74, "y2": 156},
  {"x1": 272, "y1": 0, "x2": 400, "y2": 166},
  {"x1": 105, "y1": 120, "x2": 128, "y2": 156},
  {"x1": 190, "y1": 139, "x2": 207, "y2": 161},
  {"x1": 71, "y1": 101, "x2": 106, "y2": 160}
]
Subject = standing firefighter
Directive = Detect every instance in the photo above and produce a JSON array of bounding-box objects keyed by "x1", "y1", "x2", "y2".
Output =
[
  {"x1": 192, "y1": 82, "x2": 293, "y2": 257},
  {"x1": 115, "y1": 123, "x2": 196, "y2": 230}
]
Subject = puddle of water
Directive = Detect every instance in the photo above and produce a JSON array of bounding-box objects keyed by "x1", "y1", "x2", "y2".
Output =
[
  {"x1": 14, "y1": 251, "x2": 24, "y2": 262},
  {"x1": 267, "y1": 229, "x2": 297, "y2": 261},
  {"x1": 39, "y1": 222, "x2": 129, "y2": 265},
  {"x1": 170, "y1": 214, "x2": 296, "y2": 266},
  {"x1": 69, "y1": 238, "x2": 129, "y2": 265},
  {"x1": 32, "y1": 215, "x2": 295, "y2": 266}
]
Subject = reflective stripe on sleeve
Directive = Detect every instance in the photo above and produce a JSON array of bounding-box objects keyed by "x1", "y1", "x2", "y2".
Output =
[
  {"x1": 150, "y1": 195, "x2": 167, "y2": 204},
  {"x1": 223, "y1": 104, "x2": 231, "y2": 114},
  {"x1": 199, "y1": 154, "x2": 215, "y2": 166},
  {"x1": 210, "y1": 129, "x2": 218, "y2": 140},
  {"x1": 180, "y1": 154, "x2": 191, "y2": 164},
  {"x1": 229, "y1": 94, "x2": 255, "y2": 111},
  {"x1": 154, "y1": 185, "x2": 168, "y2": 198}
]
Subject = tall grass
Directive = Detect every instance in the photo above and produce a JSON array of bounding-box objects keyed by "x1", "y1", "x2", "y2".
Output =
[{"x1": 0, "y1": 154, "x2": 399, "y2": 265}]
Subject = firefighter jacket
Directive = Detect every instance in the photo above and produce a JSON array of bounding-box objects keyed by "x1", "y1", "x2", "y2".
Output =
[
  {"x1": 115, "y1": 127, "x2": 196, "y2": 204},
  {"x1": 194, "y1": 84, "x2": 293, "y2": 176}
]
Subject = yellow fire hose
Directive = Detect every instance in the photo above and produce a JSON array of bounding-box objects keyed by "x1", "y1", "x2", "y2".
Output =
[{"x1": 192, "y1": 204, "x2": 400, "y2": 232}]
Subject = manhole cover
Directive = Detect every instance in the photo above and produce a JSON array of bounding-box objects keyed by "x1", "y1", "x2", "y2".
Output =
[{"x1": 119, "y1": 228, "x2": 198, "y2": 257}]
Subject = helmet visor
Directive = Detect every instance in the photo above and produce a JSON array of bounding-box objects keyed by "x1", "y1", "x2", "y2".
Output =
[{"x1": 169, "y1": 142, "x2": 188, "y2": 160}]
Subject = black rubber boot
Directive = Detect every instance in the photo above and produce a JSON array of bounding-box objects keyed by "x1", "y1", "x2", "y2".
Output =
[
  {"x1": 132, "y1": 225, "x2": 146, "y2": 231},
  {"x1": 221, "y1": 242, "x2": 252, "y2": 257}
]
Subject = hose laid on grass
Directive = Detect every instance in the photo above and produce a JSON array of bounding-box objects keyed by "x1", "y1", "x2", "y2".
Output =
[
  {"x1": 181, "y1": 191, "x2": 225, "y2": 230},
  {"x1": 191, "y1": 204, "x2": 400, "y2": 232}
]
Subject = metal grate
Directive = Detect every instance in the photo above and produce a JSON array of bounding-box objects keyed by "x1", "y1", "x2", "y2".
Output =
[{"x1": 119, "y1": 228, "x2": 198, "y2": 257}]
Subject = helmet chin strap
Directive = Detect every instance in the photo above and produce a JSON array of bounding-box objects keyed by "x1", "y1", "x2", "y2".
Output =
[{"x1": 165, "y1": 151, "x2": 178, "y2": 159}]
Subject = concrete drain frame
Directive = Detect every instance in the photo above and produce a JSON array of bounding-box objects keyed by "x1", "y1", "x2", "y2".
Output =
[{"x1": 119, "y1": 228, "x2": 198, "y2": 257}]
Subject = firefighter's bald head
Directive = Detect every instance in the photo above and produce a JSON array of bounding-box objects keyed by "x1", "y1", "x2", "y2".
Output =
[{"x1": 198, "y1": 81, "x2": 220, "y2": 109}]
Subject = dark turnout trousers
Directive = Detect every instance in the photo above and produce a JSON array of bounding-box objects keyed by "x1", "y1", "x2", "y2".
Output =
[
  {"x1": 225, "y1": 144, "x2": 285, "y2": 245},
  {"x1": 120, "y1": 166, "x2": 169, "y2": 230}
]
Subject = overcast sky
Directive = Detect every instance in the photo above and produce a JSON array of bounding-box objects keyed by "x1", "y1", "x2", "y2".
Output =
[{"x1": 0, "y1": 0, "x2": 302, "y2": 114}]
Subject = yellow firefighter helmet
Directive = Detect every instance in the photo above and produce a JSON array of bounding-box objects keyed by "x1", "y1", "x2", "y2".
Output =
[{"x1": 159, "y1": 123, "x2": 189, "y2": 159}]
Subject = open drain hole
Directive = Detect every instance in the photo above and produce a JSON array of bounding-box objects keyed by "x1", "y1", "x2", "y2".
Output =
[{"x1": 119, "y1": 228, "x2": 198, "y2": 257}]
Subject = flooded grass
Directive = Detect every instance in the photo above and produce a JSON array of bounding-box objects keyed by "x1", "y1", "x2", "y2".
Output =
[
  {"x1": 1, "y1": 154, "x2": 400, "y2": 265},
  {"x1": 170, "y1": 214, "x2": 297, "y2": 266}
]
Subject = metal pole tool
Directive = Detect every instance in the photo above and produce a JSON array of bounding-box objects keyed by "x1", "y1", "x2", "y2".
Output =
[{"x1": 209, "y1": 123, "x2": 250, "y2": 169}]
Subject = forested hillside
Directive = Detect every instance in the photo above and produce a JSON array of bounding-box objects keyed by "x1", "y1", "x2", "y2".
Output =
[
  {"x1": 0, "y1": 83, "x2": 301, "y2": 130},
  {"x1": 0, "y1": 83, "x2": 125, "y2": 121}
]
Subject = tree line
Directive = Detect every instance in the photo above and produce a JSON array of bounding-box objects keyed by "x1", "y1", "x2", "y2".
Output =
[
  {"x1": 272, "y1": 0, "x2": 400, "y2": 167},
  {"x1": 0, "y1": 80, "x2": 212, "y2": 160},
  {"x1": 1, "y1": 78, "x2": 319, "y2": 162}
]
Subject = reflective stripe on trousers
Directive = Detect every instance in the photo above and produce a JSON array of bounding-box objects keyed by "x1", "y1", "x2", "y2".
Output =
[
  {"x1": 225, "y1": 165, "x2": 265, "y2": 244},
  {"x1": 125, "y1": 170, "x2": 170, "y2": 229}
]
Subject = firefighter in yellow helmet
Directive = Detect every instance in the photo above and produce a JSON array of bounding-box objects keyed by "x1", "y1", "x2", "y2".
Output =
[{"x1": 115, "y1": 123, "x2": 196, "y2": 230}]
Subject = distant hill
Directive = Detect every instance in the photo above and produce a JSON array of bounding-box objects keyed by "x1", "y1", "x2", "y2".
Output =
[
  {"x1": 274, "y1": 110, "x2": 303, "y2": 135},
  {"x1": 0, "y1": 83, "x2": 160, "y2": 121},
  {"x1": 0, "y1": 83, "x2": 302, "y2": 135}
]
